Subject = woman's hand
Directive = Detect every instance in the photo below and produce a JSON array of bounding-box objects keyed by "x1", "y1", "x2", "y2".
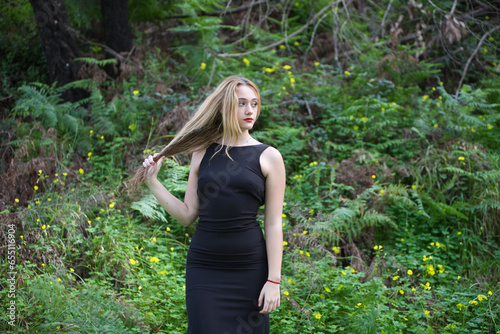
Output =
[
  {"x1": 258, "y1": 281, "x2": 280, "y2": 314},
  {"x1": 142, "y1": 153, "x2": 165, "y2": 183}
]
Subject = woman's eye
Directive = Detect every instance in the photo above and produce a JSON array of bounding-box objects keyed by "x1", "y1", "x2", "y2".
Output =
[
  {"x1": 252, "y1": 103, "x2": 258, "y2": 107},
  {"x1": 239, "y1": 102, "x2": 245, "y2": 106}
]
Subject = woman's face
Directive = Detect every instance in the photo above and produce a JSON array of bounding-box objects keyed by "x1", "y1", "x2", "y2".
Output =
[{"x1": 236, "y1": 85, "x2": 259, "y2": 132}]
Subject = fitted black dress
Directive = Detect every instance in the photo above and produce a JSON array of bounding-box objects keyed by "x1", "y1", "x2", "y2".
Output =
[{"x1": 186, "y1": 142, "x2": 271, "y2": 334}]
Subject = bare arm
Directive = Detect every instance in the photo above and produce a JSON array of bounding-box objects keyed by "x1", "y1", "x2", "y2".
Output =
[
  {"x1": 142, "y1": 150, "x2": 205, "y2": 227},
  {"x1": 258, "y1": 146, "x2": 286, "y2": 313}
]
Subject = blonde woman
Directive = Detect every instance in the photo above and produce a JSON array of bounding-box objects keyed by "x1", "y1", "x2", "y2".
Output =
[{"x1": 130, "y1": 76, "x2": 286, "y2": 333}]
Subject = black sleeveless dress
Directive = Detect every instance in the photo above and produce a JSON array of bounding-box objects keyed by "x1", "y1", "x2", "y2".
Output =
[{"x1": 186, "y1": 142, "x2": 270, "y2": 334}]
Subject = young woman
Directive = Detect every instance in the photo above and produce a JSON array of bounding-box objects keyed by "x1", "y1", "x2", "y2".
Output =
[{"x1": 131, "y1": 76, "x2": 286, "y2": 333}]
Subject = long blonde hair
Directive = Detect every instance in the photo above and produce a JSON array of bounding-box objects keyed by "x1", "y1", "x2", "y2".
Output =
[{"x1": 128, "y1": 75, "x2": 261, "y2": 190}]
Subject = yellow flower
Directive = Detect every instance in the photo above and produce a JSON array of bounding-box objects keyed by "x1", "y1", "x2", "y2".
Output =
[
  {"x1": 372, "y1": 175, "x2": 376, "y2": 179},
  {"x1": 138, "y1": 286, "x2": 142, "y2": 290},
  {"x1": 70, "y1": 268, "x2": 74, "y2": 272},
  {"x1": 438, "y1": 264, "x2": 445, "y2": 273},
  {"x1": 283, "y1": 291, "x2": 289, "y2": 296},
  {"x1": 152, "y1": 237, "x2": 156, "y2": 242},
  {"x1": 79, "y1": 168, "x2": 84, "y2": 174},
  {"x1": 344, "y1": 71, "x2": 351, "y2": 75},
  {"x1": 149, "y1": 257, "x2": 160, "y2": 263},
  {"x1": 478, "y1": 294, "x2": 488, "y2": 301},
  {"x1": 293, "y1": 41, "x2": 299, "y2": 46},
  {"x1": 306, "y1": 252, "x2": 310, "y2": 257},
  {"x1": 279, "y1": 45, "x2": 285, "y2": 49},
  {"x1": 243, "y1": 58, "x2": 250, "y2": 66},
  {"x1": 353, "y1": 125, "x2": 359, "y2": 130},
  {"x1": 299, "y1": 250, "x2": 304, "y2": 254},
  {"x1": 434, "y1": 123, "x2": 438, "y2": 128},
  {"x1": 488, "y1": 291, "x2": 493, "y2": 295},
  {"x1": 424, "y1": 310, "x2": 430, "y2": 316},
  {"x1": 166, "y1": 227, "x2": 171, "y2": 231},
  {"x1": 314, "y1": 61, "x2": 320, "y2": 66},
  {"x1": 488, "y1": 123, "x2": 494, "y2": 130},
  {"x1": 393, "y1": 276, "x2": 400, "y2": 281},
  {"x1": 309, "y1": 208, "x2": 314, "y2": 213},
  {"x1": 90, "y1": 130, "x2": 93, "y2": 134},
  {"x1": 282, "y1": 214, "x2": 287, "y2": 218},
  {"x1": 374, "y1": 245, "x2": 383, "y2": 250},
  {"x1": 457, "y1": 303, "x2": 466, "y2": 310},
  {"x1": 457, "y1": 276, "x2": 461, "y2": 280},
  {"x1": 471, "y1": 127, "x2": 475, "y2": 132},
  {"x1": 422, "y1": 95, "x2": 429, "y2": 102},
  {"x1": 399, "y1": 290, "x2": 404, "y2": 295},
  {"x1": 15, "y1": 198, "x2": 19, "y2": 203},
  {"x1": 332, "y1": 246, "x2": 340, "y2": 254},
  {"x1": 100, "y1": 136, "x2": 104, "y2": 140},
  {"x1": 303, "y1": 231, "x2": 308, "y2": 235},
  {"x1": 129, "y1": 259, "x2": 137, "y2": 265},
  {"x1": 314, "y1": 313, "x2": 321, "y2": 319},
  {"x1": 361, "y1": 117, "x2": 368, "y2": 123},
  {"x1": 469, "y1": 300, "x2": 478, "y2": 305},
  {"x1": 426, "y1": 265, "x2": 435, "y2": 276},
  {"x1": 408, "y1": 269, "x2": 413, "y2": 275},
  {"x1": 264, "y1": 67, "x2": 274, "y2": 73},
  {"x1": 432, "y1": 87, "x2": 436, "y2": 91},
  {"x1": 133, "y1": 90, "x2": 139, "y2": 95},
  {"x1": 290, "y1": 77, "x2": 295, "y2": 84},
  {"x1": 412, "y1": 287, "x2": 416, "y2": 292},
  {"x1": 341, "y1": 271, "x2": 346, "y2": 275},
  {"x1": 42, "y1": 225, "x2": 46, "y2": 229},
  {"x1": 283, "y1": 241, "x2": 288, "y2": 246},
  {"x1": 109, "y1": 202, "x2": 115, "y2": 208},
  {"x1": 283, "y1": 65, "x2": 291, "y2": 70},
  {"x1": 170, "y1": 247, "x2": 174, "y2": 252},
  {"x1": 88, "y1": 152, "x2": 92, "y2": 157},
  {"x1": 34, "y1": 185, "x2": 38, "y2": 190},
  {"x1": 200, "y1": 62, "x2": 206, "y2": 70},
  {"x1": 325, "y1": 287, "x2": 331, "y2": 292}
]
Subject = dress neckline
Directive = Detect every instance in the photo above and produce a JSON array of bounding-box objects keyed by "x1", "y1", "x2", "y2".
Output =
[{"x1": 213, "y1": 142, "x2": 266, "y2": 148}]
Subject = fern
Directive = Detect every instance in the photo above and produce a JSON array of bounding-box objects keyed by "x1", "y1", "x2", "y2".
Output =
[{"x1": 75, "y1": 57, "x2": 118, "y2": 67}]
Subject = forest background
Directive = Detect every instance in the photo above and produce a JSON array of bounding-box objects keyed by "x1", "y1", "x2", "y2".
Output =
[{"x1": 1, "y1": 0, "x2": 499, "y2": 333}]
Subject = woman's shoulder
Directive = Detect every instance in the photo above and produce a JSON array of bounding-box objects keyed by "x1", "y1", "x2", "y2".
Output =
[{"x1": 260, "y1": 145, "x2": 284, "y2": 177}]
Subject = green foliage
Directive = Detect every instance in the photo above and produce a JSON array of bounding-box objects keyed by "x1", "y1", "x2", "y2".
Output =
[{"x1": 2, "y1": 0, "x2": 500, "y2": 333}]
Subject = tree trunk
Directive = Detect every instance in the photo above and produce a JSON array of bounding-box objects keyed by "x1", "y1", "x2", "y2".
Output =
[
  {"x1": 101, "y1": 0, "x2": 133, "y2": 53},
  {"x1": 29, "y1": 0, "x2": 85, "y2": 102}
]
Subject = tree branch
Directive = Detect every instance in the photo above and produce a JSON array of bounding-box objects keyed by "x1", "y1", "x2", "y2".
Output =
[
  {"x1": 216, "y1": 4, "x2": 333, "y2": 58},
  {"x1": 455, "y1": 25, "x2": 500, "y2": 99}
]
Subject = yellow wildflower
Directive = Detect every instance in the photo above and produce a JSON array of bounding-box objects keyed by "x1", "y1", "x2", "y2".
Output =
[
  {"x1": 283, "y1": 241, "x2": 288, "y2": 246},
  {"x1": 353, "y1": 125, "x2": 359, "y2": 130},
  {"x1": 279, "y1": 45, "x2": 285, "y2": 49},
  {"x1": 344, "y1": 71, "x2": 351, "y2": 75},
  {"x1": 478, "y1": 294, "x2": 488, "y2": 301},
  {"x1": 314, "y1": 313, "x2": 321, "y2": 319},
  {"x1": 306, "y1": 252, "x2": 310, "y2": 257},
  {"x1": 408, "y1": 269, "x2": 413, "y2": 275},
  {"x1": 42, "y1": 225, "x2": 46, "y2": 229},
  {"x1": 133, "y1": 90, "x2": 139, "y2": 95},
  {"x1": 129, "y1": 259, "x2": 137, "y2": 265},
  {"x1": 149, "y1": 257, "x2": 160, "y2": 263},
  {"x1": 303, "y1": 231, "x2": 308, "y2": 235},
  {"x1": 70, "y1": 268, "x2": 74, "y2": 272},
  {"x1": 332, "y1": 246, "x2": 340, "y2": 254},
  {"x1": 422, "y1": 95, "x2": 429, "y2": 102},
  {"x1": 314, "y1": 61, "x2": 320, "y2": 66},
  {"x1": 79, "y1": 168, "x2": 84, "y2": 174},
  {"x1": 109, "y1": 202, "x2": 115, "y2": 208},
  {"x1": 457, "y1": 303, "x2": 466, "y2": 310},
  {"x1": 15, "y1": 198, "x2": 19, "y2": 203},
  {"x1": 426, "y1": 265, "x2": 435, "y2": 276},
  {"x1": 282, "y1": 214, "x2": 287, "y2": 218},
  {"x1": 166, "y1": 227, "x2": 171, "y2": 231},
  {"x1": 34, "y1": 186, "x2": 38, "y2": 190},
  {"x1": 393, "y1": 276, "x2": 400, "y2": 281},
  {"x1": 399, "y1": 290, "x2": 404, "y2": 295},
  {"x1": 374, "y1": 245, "x2": 383, "y2": 250},
  {"x1": 283, "y1": 65, "x2": 291, "y2": 70},
  {"x1": 200, "y1": 62, "x2": 206, "y2": 70},
  {"x1": 325, "y1": 287, "x2": 331, "y2": 292},
  {"x1": 372, "y1": 175, "x2": 376, "y2": 179},
  {"x1": 424, "y1": 310, "x2": 430, "y2": 316},
  {"x1": 283, "y1": 291, "x2": 289, "y2": 296},
  {"x1": 488, "y1": 291, "x2": 493, "y2": 295},
  {"x1": 243, "y1": 58, "x2": 250, "y2": 66},
  {"x1": 361, "y1": 117, "x2": 368, "y2": 123}
]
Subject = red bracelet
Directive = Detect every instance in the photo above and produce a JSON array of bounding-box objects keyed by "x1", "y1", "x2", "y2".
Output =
[{"x1": 267, "y1": 279, "x2": 280, "y2": 284}]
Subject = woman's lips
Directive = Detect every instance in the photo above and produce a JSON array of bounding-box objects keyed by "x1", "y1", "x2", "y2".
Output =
[{"x1": 244, "y1": 118, "x2": 253, "y2": 122}]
